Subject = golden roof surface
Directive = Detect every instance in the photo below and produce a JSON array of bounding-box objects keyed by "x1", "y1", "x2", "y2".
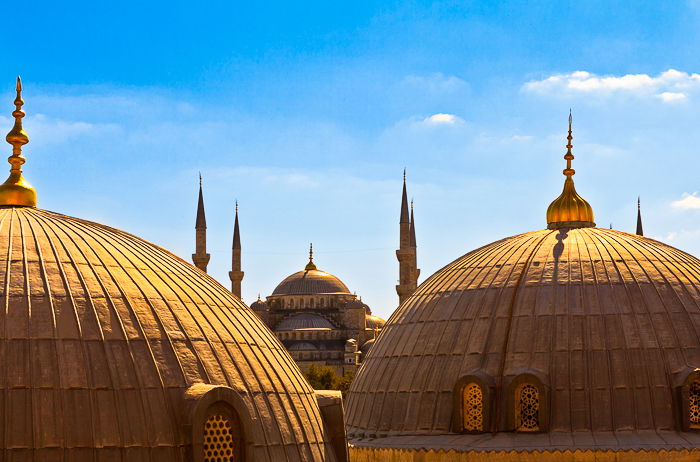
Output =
[
  {"x1": 346, "y1": 227, "x2": 700, "y2": 451},
  {"x1": 0, "y1": 206, "x2": 335, "y2": 461}
]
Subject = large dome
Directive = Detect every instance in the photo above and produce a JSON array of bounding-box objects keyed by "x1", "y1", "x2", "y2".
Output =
[
  {"x1": 0, "y1": 206, "x2": 336, "y2": 461},
  {"x1": 347, "y1": 227, "x2": 700, "y2": 455},
  {"x1": 272, "y1": 269, "x2": 350, "y2": 296}
]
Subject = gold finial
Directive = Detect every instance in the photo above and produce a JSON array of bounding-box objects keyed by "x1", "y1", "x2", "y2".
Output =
[
  {"x1": 546, "y1": 111, "x2": 595, "y2": 229},
  {"x1": 305, "y1": 243, "x2": 317, "y2": 270},
  {"x1": 235, "y1": 199, "x2": 238, "y2": 213},
  {"x1": 0, "y1": 77, "x2": 36, "y2": 207}
]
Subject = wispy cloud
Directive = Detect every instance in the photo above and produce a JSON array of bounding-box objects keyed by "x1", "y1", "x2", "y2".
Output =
[
  {"x1": 671, "y1": 192, "x2": 700, "y2": 210},
  {"x1": 401, "y1": 73, "x2": 468, "y2": 94},
  {"x1": 523, "y1": 69, "x2": 700, "y2": 102}
]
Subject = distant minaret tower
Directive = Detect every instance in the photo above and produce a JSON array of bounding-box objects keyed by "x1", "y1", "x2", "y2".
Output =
[
  {"x1": 192, "y1": 174, "x2": 211, "y2": 272},
  {"x1": 396, "y1": 171, "x2": 419, "y2": 305},
  {"x1": 229, "y1": 201, "x2": 244, "y2": 298},
  {"x1": 636, "y1": 197, "x2": 644, "y2": 236}
]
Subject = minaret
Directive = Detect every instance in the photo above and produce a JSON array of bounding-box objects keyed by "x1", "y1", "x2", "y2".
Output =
[
  {"x1": 636, "y1": 197, "x2": 644, "y2": 236},
  {"x1": 410, "y1": 199, "x2": 420, "y2": 281},
  {"x1": 229, "y1": 201, "x2": 244, "y2": 298},
  {"x1": 192, "y1": 174, "x2": 211, "y2": 272},
  {"x1": 396, "y1": 171, "x2": 419, "y2": 305}
]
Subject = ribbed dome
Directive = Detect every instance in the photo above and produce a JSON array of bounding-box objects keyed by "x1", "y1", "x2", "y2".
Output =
[
  {"x1": 272, "y1": 269, "x2": 350, "y2": 296},
  {"x1": 0, "y1": 207, "x2": 335, "y2": 461},
  {"x1": 275, "y1": 314, "x2": 337, "y2": 330},
  {"x1": 347, "y1": 227, "x2": 700, "y2": 452}
]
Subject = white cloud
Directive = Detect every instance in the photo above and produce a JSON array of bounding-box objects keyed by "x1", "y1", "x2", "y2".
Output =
[
  {"x1": 657, "y1": 92, "x2": 687, "y2": 102},
  {"x1": 671, "y1": 192, "x2": 700, "y2": 210},
  {"x1": 523, "y1": 69, "x2": 700, "y2": 102},
  {"x1": 423, "y1": 113, "x2": 463, "y2": 125}
]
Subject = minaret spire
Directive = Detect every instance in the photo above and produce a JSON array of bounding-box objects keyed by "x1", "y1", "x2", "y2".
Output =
[
  {"x1": 636, "y1": 196, "x2": 644, "y2": 236},
  {"x1": 546, "y1": 111, "x2": 595, "y2": 229},
  {"x1": 0, "y1": 77, "x2": 37, "y2": 207},
  {"x1": 192, "y1": 174, "x2": 211, "y2": 272},
  {"x1": 396, "y1": 171, "x2": 419, "y2": 305},
  {"x1": 229, "y1": 200, "x2": 244, "y2": 298}
]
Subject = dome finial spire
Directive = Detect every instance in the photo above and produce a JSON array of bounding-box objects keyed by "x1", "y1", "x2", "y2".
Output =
[
  {"x1": 546, "y1": 111, "x2": 595, "y2": 229},
  {"x1": 305, "y1": 243, "x2": 317, "y2": 270},
  {"x1": 0, "y1": 77, "x2": 37, "y2": 207}
]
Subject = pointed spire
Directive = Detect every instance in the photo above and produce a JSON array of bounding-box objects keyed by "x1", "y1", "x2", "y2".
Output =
[
  {"x1": 400, "y1": 169, "x2": 409, "y2": 223},
  {"x1": 233, "y1": 200, "x2": 241, "y2": 249},
  {"x1": 195, "y1": 173, "x2": 206, "y2": 229},
  {"x1": 305, "y1": 243, "x2": 317, "y2": 270},
  {"x1": 636, "y1": 196, "x2": 644, "y2": 236},
  {"x1": 0, "y1": 77, "x2": 36, "y2": 207},
  {"x1": 546, "y1": 111, "x2": 595, "y2": 229},
  {"x1": 409, "y1": 200, "x2": 417, "y2": 247}
]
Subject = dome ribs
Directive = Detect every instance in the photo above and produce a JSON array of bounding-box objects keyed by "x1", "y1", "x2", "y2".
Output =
[
  {"x1": 348, "y1": 227, "x2": 700, "y2": 454},
  {"x1": 0, "y1": 207, "x2": 333, "y2": 461}
]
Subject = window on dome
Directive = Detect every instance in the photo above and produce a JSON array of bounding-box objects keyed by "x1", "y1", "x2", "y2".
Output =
[
  {"x1": 462, "y1": 382, "x2": 484, "y2": 432},
  {"x1": 515, "y1": 384, "x2": 540, "y2": 432},
  {"x1": 689, "y1": 381, "x2": 700, "y2": 428},
  {"x1": 203, "y1": 411, "x2": 242, "y2": 462}
]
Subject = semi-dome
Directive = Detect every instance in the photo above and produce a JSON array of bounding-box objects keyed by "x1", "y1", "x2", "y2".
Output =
[
  {"x1": 0, "y1": 207, "x2": 337, "y2": 461},
  {"x1": 276, "y1": 313, "x2": 337, "y2": 330}
]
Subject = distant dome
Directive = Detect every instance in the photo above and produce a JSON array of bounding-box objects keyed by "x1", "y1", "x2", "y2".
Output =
[
  {"x1": 272, "y1": 268, "x2": 351, "y2": 296},
  {"x1": 0, "y1": 207, "x2": 335, "y2": 461},
  {"x1": 347, "y1": 227, "x2": 700, "y2": 455},
  {"x1": 360, "y1": 338, "x2": 375, "y2": 354},
  {"x1": 276, "y1": 313, "x2": 337, "y2": 330}
]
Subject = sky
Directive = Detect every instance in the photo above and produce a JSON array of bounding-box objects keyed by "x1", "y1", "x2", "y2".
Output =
[{"x1": 4, "y1": 0, "x2": 700, "y2": 320}]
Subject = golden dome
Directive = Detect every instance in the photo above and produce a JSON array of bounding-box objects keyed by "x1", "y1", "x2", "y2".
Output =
[
  {"x1": 0, "y1": 207, "x2": 336, "y2": 461},
  {"x1": 347, "y1": 227, "x2": 700, "y2": 455},
  {"x1": 546, "y1": 113, "x2": 595, "y2": 229}
]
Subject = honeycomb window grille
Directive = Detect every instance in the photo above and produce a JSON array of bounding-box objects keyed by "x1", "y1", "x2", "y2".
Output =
[
  {"x1": 515, "y1": 384, "x2": 540, "y2": 432},
  {"x1": 690, "y1": 380, "x2": 700, "y2": 428},
  {"x1": 203, "y1": 413, "x2": 239, "y2": 462},
  {"x1": 462, "y1": 382, "x2": 484, "y2": 432}
]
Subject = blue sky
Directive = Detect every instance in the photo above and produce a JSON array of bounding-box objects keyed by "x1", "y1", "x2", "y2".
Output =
[{"x1": 4, "y1": 1, "x2": 700, "y2": 319}]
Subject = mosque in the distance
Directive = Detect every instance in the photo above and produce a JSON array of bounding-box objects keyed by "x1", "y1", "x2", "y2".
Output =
[{"x1": 2, "y1": 78, "x2": 700, "y2": 462}]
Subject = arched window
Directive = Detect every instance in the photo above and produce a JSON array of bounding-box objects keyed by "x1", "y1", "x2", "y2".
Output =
[
  {"x1": 462, "y1": 382, "x2": 484, "y2": 432},
  {"x1": 203, "y1": 410, "x2": 242, "y2": 462},
  {"x1": 515, "y1": 383, "x2": 540, "y2": 432},
  {"x1": 690, "y1": 380, "x2": 700, "y2": 428}
]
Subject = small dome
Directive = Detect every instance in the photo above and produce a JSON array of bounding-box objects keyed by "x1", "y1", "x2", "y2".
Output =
[
  {"x1": 360, "y1": 338, "x2": 375, "y2": 354},
  {"x1": 250, "y1": 296, "x2": 268, "y2": 311},
  {"x1": 365, "y1": 314, "x2": 385, "y2": 329},
  {"x1": 0, "y1": 207, "x2": 335, "y2": 461},
  {"x1": 276, "y1": 313, "x2": 337, "y2": 330},
  {"x1": 272, "y1": 269, "x2": 351, "y2": 296}
]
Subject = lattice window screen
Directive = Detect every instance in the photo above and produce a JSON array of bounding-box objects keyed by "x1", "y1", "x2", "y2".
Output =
[
  {"x1": 516, "y1": 384, "x2": 540, "y2": 431},
  {"x1": 690, "y1": 381, "x2": 700, "y2": 428},
  {"x1": 462, "y1": 382, "x2": 484, "y2": 431},
  {"x1": 203, "y1": 414, "x2": 236, "y2": 462}
]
